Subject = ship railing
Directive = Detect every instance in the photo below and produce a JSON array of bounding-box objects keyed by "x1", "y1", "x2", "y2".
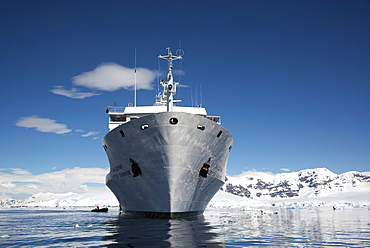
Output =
[
  {"x1": 107, "y1": 106, "x2": 125, "y2": 113},
  {"x1": 206, "y1": 115, "x2": 221, "y2": 124}
]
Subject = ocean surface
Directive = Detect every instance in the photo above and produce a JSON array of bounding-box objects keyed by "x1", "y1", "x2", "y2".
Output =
[{"x1": 1, "y1": 207, "x2": 370, "y2": 247}]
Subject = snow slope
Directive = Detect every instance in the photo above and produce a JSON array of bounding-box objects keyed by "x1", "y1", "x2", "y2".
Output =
[
  {"x1": 224, "y1": 168, "x2": 370, "y2": 199},
  {"x1": 1, "y1": 168, "x2": 369, "y2": 209}
]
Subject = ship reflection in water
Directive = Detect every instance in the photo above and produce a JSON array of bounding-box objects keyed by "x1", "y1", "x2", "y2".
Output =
[
  {"x1": 101, "y1": 208, "x2": 370, "y2": 247},
  {"x1": 1, "y1": 206, "x2": 369, "y2": 247},
  {"x1": 102, "y1": 214, "x2": 223, "y2": 247}
]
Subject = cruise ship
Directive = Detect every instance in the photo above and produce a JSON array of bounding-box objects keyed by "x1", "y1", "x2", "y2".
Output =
[{"x1": 103, "y1": 48, "x2": 233, "y2": 218}]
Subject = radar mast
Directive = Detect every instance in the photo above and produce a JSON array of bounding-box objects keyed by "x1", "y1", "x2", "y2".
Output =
[{"x1": 157, "y1": 48, "x2": 183, "y2": 111}]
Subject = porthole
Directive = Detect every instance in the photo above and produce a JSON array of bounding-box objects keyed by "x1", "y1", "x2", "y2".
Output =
[
  {"x1": 197, "y1": 125, "x2": 205, "y2": 131},
  {"x1": 140, "y1": 124, "x2": 149, "y2": 130},
  {"x1": 119, "y1": 130, "x2": 125, "y2": 137},
  {"x1": 217, "y1": 131, "x2": 223, "y2": 138},
  {"x1": 169, "y1": 117, "x2": 178, "y2": 125}
]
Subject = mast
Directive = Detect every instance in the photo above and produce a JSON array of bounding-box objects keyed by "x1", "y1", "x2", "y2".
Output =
[
  {"x1": 158, "y1": 48, "x2": 183, "y2": 111},
  {"x1": 134, "y1": 48, "x2": 137, "y2": 107}
]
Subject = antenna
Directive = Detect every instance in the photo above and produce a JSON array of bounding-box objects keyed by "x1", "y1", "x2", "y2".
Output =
[
  {"x1": 134, "y1": 48, "x2": 137, "y2": 107},
  {"x1": 157, "y1": 56, "x2": 161, "y2": 96},
  {"x1": 190, "y1": 86, "x2": 194, "y2": 107},
  {"x1": 195, "y1": 82, "x2": 198, "y2": 107},
  {"x1": 200, "y1": 83, "x2": 203, "y2": 107},
  {"x1": 177, "y1": 41, "x2": 184, "y2": 84},
  {"x1": 176, "y1": 43, "x2": 184, "y2": 99}
]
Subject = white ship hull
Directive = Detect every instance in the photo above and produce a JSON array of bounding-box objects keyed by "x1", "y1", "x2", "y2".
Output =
[{"x1": 103, "y1": 111, "x2": 233, "y2": 218}]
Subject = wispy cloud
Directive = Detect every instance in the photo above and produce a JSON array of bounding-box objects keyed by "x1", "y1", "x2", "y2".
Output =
[
  {"x1": 232, "y1": 170, "x2": 275, "y2": 177},
  {"x1": 9, "y1": 168, "x2": 32, "y2": 175},
  {"x1": 173, "y1": 69, "x2": 186, "y2": 76},
  {"x1": 81, "y1": 131, "x2": 100, "y2": 138},
  {"x1": 177, "y1": 83, "x2": 190, "y2": 88},
  {"x1": 72, "y1": 62, "x2": 156, "y2": 91},
  {"x1": 15, "y1": 116, "x2": 100, "y2": 139},
  {"x1": 16, "y1": 116, "x2": 72, "y2": 134},
  {"x1": 280, "y1": 168, "x2": 290, "y2": 172},
  {"x1": 50, "y1": 86, "x2": 101, "y2": 99},
  {"x1": 0, "y1": 167, "x2": 109, "y2": 199}
]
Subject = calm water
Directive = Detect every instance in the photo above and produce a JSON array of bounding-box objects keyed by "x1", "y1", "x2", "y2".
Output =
[{"x1": 1, "y1": 207, "x2": 370, "y2": 247}]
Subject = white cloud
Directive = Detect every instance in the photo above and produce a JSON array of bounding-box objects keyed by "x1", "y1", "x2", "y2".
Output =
[
  {"x1": 177, "y1": 83, "x2": 190, "y2": 88},
  {"x1": 16, "y1": 116, "x2": 72, "y2": 134},
  {"x1": 234, "y1": 170, "x2": 276, "y2": 177},
  {"x1": 72, "y1": 62, "x2": 156, "y2": 91},
  {"x1": 50, "y1": 86, "x2": 101, "y2": 99},
  {"x1": 173, "y1": 69, "x2": 186, "y2": 76},
  {"x1": 81, "y1": 131, "x2": 100, "y2": 137},
  {"x1": 0, "y1": 182, "x2": 16, "y2": 188},
  {"x1": 15, "y1": 117, "x2": 100, "y2": 139},
  {"x1": 8, "y1": 168, "x2": 31, "y2": 175},
  {"x1": 0, "y1": 167, "x2": 109, "y2": 199},
  {"x1": 280, "y1": 168, "x2": 290, "y2": 172}
]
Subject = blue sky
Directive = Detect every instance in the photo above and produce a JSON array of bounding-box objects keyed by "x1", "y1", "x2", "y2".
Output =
[{"x1": 1, "y1": 0, "x2": 369, "y2": 198}]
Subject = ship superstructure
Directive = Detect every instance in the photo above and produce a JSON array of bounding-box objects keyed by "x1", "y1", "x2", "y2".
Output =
[{"x1": 103, "y1": 48, "x2": 233, "y2": 218}]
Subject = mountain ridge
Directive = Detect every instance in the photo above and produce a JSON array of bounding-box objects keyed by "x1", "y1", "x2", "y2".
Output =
[
  {"x1": 1, "y1": 168, "x2": 369, "y2": 208},
  {"x1": 223, "y1": 168, "x2": 370, "y2": 199}
]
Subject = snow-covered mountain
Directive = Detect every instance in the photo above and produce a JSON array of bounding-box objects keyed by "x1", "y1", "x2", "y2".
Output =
[
  {"x1": 0, "y1": 189, "x2": 119, "y2": 208},
  {"x1": 223, "y1": 168, "x2": 370, "y2": 199},
  {"x1": 1, "y1": 168, "x2": 369, "y2": 209}
]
